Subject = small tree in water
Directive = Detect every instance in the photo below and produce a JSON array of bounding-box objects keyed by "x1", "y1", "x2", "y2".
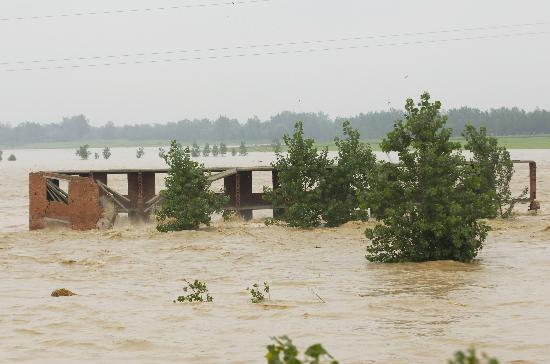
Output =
[
  {"x1": 321, "y1": 120, "x2": 377, "y2": 227},
  {"x1": 158, "y1": 147, "x2": 166, "y2": 159},
  {"x1": 219, "y1": 142, "x2": 227, "y2": 156},
  {"x1": 365, "y1": 93, "x2": 489, "y2": 263},
  {"x1": 136, "y1": 146, "x2": 145, "y2": 159},
  {"x1": 75, "y1": 144, "x2": 91, "y2": 160},
  {"x1": 265, "y1": 121, "x2": 331, "y2": 227},
  {"x1": 448, "y1": 347, "x2": 499, "y2": 364},
  {"x1": 191, "y1": 142, "x2": 201, "y2": 157},
  {"x1": 7, "y1": 154, "x2": 16, "y2": 161},
  {"x1": 202, "y1": 143, "x2": 211, "y2": 157},
  {"x1": 212, "y1": 144, "x2": 219, "y2": 156},
  {"x1": 266, "y1": 336, "x2": 338, "y2": 364},
  {"x1": 0, "y1": 150, "x2": 3, "y2": 161},
  {"x1": 239, "y1": 141, "x2": 248, "y2": 156},
  {"x1": 102, "y1": 147, "x2": 111, "y2": 160},
  {"x1": 156, "y1": 140, "x2": 228, "y2": 231},
  {"x1": 462, "y1": 124, "x2": 524, "y2": 218}
]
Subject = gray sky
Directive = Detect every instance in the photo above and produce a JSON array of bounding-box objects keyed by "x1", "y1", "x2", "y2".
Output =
[{"x1": 1, "y1": 0, "x2": 549, "y2": 126}]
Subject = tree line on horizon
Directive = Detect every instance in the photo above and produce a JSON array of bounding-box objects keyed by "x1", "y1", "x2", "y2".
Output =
[{"x1": 1, "y1": 107, "x2": 549, "y2": 146}]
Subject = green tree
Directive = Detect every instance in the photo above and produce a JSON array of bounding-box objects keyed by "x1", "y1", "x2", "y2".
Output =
[
  {"x1": 448, "y1": 347, "x2": 499, "y2": 364},
  {"x1": 265, "y1": 121, "x2": 331, "y2": 227},
  {"x1": 365, "y1": 93, "x2": 489, "y2": 263},
  {"x1": 231, "y1": 147, "x2": 237, "y2": 156},
  {"x1": 156, "y1": 140, "x2": 228, "y2": 231},
  {"x1": 158, "y1": 147, "x2": 166, "y2": 159},
  {"x1": 75, "y1": 144, "x2": 91, "y2": 160},
  {"x1": 239, "y1": 141, "x2": 248, "y2": 156},
  {"x1": 266, "y1": 336, "x2": 338, "y2": 364},
  {"x1": 212, "y1": 144, "x2": 220, "y2": 156},
  {"x1": 191, "y1": 142, "x2": 201, "y2": 157},
  {"x1": 7, "y1": 154, "x2": 16, "y2": 161},
  {"x1": 321, "y1": 121, "x2": 377, "y2": 227},
  {"x1": 0, "y1": 150, "x2": 3, "y2": 161},
  {"x1": 219, "y1": 142, "x2": 227, "y2": 156},
  {"x1": 203, "y1": 143, "x2": 211, "y2": 157},
  {"x1": 462, "y1": 124, "x2": 523, "y2": 218},
  {"x1": 136, "y1": 146, "x2": 145, "y2": 159},
  {"x1": 102, "y1": 147, "x2": 111, "y2": 160}
]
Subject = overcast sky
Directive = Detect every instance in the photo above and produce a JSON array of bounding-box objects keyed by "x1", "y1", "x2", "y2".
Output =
[{"x1": 0, "y1": 0, "x2": 549, "y2": 126}]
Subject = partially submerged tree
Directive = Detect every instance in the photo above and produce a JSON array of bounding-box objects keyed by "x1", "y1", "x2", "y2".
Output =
[
  {"x1": 0, "y1": 150, "x2": 3, "y2": 161},
  {"x1": 158, "y1": 147, "x2": 166, "y2": 159},
  {"x1": 75, "y1": 144, "x2": 91, "y2": 160},
  {"x1": 239, "y1": 141, "x2": 248, "y2": 156},
  {"x1": 449, "y1": 347, "x2": 499, "y2": 364},
  {"x1": 7, "y1": 154, "x2": 16, "y2": 161},
  {"x1": 191, "y1": 142, "x2": 201, "y2": 157},
  {"x1": 156, "y1": 140, "x2": 228, "y2": 231},
  {"x1": 219, "y1": 142, "x2": 227, "y2": 156},
  {"x1": 266, "y1": 336, "x2": 339, "y2": 364},
  {"x1": 231, "y1": 147, "x2": 237, "y2": 156},
  {"x1": 463, "y1": 124, "x2": 524, "y2": 218},
  {"x1": 202, "y1": 143, "x2": 211, "y2": 157},
  {"x1": 365, "y1": 93, "x2": 489, "y2": 263},
  {"x1": 102, "y1": 147, "x2": 111, "y2": 160},
  {"x1": 265, "y1": 121, "x2": 331, "y2": 227},
  {"x1": 321, "y1": 121, "x2": 377, "y2": 227},
  {"x1": 212, "y1": 144, "x2": 219, "y2": 156},
  {"x1": 136, "y1": 146, "x2": 145, "y2": 159}
]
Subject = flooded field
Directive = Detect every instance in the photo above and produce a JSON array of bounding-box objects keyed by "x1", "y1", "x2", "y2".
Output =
[{"x1": 1, "y1": 148, "x2": 549, "y2": 363}]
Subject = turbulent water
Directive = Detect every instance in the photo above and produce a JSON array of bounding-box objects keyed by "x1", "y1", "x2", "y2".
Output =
[{"x1": 0, "y1": 147, "x2": 549, "y2": 363}]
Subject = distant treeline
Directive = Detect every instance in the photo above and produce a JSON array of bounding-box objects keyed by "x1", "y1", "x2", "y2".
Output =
[{"x1": 1, "y1": 107, "x2": 549, "y2": 146}]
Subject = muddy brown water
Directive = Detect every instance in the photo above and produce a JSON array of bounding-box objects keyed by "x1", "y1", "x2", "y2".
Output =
[{"x1": 0, "y1": 148, "x2": 549, "y2": 363}]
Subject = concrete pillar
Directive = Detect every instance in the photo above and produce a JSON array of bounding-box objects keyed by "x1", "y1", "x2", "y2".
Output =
[{"x1": 237, "y1": 171, "x2": 253, "y2": 220}]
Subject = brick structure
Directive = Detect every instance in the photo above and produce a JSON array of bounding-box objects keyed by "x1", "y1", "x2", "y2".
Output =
[
  {"x1": 29, "y1": 172, "x2": 102, "y2": 230},
  {"x1": 29, "y1": 161, "x2": 539, "y2": 231}
]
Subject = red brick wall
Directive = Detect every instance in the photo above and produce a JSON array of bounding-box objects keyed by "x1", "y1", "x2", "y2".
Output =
[
  {"x1": 68, "y1": 178, "x2": 102, "y2": 230},
  {"x1": 29, "y1": 173, "x2": 47, "y2": 230}
]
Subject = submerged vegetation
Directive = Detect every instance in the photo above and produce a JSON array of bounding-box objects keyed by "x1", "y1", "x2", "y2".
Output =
[
  {"x1": 448, "y1": 347, "x2": 499, "y2": 364},
  {"x1": 156, "y1": 140, "x2": 228, "y2": 231},
  {"x1": 463, "y1": 124, "x2": 526, "y2": 218},
  {"x1": 136, "y1": 146, "x2": 145, "y2": 159},
  {"x1": 247, "y1": 282, "x2": 270, "y2": 303},
  {"x1": 365, "y1": 93, "x2": 490, "y2": 263},
  {"x1": 265, "y1": 121, "x2": 331, "y2": 227},
  {"x1": 322, "y1": 120, "x2": 377, "y2": 227},
  {"x1": 102, "y1": 146, "x2": 111, "y2": 159},
  {"x1": 266, "y1": 336, "x2": 338, "y2": 364},
  {"x1": 75, "y1": 144, "x2": 91, "y2": 160},
  {"x1": 174, "y1": 279, "x2": 213, "y2": 303},
  {"x1": 265, "y1": 92, "x2": 518, "y2": 263}
]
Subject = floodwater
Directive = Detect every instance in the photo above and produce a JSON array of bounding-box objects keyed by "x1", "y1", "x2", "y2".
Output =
[{"x1": 0, "y1": 147, "x2": 549, "y2": 364}]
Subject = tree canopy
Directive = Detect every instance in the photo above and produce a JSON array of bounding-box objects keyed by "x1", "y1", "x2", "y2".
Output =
[{"x1": 1, "y1": 107, "x2": 549, "y2": 147}]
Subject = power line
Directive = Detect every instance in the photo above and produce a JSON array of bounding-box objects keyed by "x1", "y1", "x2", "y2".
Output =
[
  {"x1": 4, "y1": 30, "x2": 547, "y2": 73},
  {"x1": 0, "y1": 0, "x2": 275, "y2": 22},
  {"x1": 2, "y1": 20, "x2": 549, "y2": 66}
]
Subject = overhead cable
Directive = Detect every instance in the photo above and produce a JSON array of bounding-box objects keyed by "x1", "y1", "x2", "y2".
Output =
[
  {"x1": 3, "y1": 30, "x2": 547, "y2": 72},
  {"x1": 0, "y1": 0, "x2": 275, "y2": 22},
  {"x1": 2, "y1": 20, "x2": 549, "y2": 66}
]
